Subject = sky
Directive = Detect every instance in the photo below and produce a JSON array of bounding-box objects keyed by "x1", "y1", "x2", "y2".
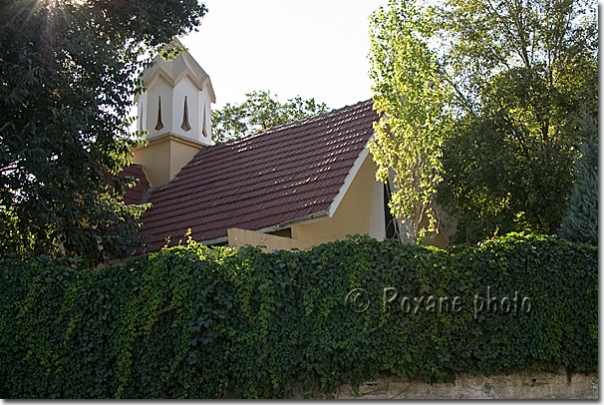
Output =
[{"x1": 179, "y1": 0, "x2": 390, "y2": 111}]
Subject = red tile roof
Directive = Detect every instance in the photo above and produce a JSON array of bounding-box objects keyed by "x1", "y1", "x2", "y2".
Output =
[
  {"x1": 116, "y1": 164, "x2": 150, "y2": 205},
  {"x1": 137, "y1": 99, "x2": 377, "y2": 251}
]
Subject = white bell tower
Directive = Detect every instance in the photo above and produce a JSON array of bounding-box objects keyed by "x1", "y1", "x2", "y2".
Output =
[{"x1": 133, "y1": 40, "x2": 216, "y2": 187}]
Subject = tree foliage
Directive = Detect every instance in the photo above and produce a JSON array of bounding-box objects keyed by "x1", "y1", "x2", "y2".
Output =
[
  {"x1": 211, "y1": 90, "x2": 329, "y2": 143},
  {"x1": 368, "y1": 0, "x2": 451, "y2": 241},
  {"x1": 369, "y1": 0, "x2": 598, "y2": 243},
  {"x1": 559, "y1": 113, "x2": 598, "y2": 245},
  {"x1": 0, "y1": 0, "x2": 207, "y2": 265}
]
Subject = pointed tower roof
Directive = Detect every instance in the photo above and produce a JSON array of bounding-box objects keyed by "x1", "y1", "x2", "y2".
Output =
[{"x1": 139, "y1": 39, "x2": 216, "y2": 103}]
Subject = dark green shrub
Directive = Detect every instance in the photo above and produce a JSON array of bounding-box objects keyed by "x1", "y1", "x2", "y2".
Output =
[{"x1": 0, "y1": 234, "x2": 597, "y2": 398}]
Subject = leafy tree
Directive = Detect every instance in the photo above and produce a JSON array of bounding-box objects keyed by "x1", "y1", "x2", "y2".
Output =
[
  {"x1": 368, "y1": 0, "x2": 451, "y2": 241},
  {"x1": 436, "y1": 0, "x2": 597, "y2": 243},
  {"x1": 559, "y1": 113, "x2": 598, "y2": 245},
  {"x1": 0, "y1": 0, "x2": 207, "y2": 265},
  {"x1": 212, "y1": 90, "x2": 329, "y2": 143},
  {"x1": 369, "y1": 0, "x2": 597, "y2": 243}
]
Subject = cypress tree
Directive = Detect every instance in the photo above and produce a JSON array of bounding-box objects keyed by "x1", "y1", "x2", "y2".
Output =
[{"x1": 559, "y1": 114, "x2": 598, "y2": 245}]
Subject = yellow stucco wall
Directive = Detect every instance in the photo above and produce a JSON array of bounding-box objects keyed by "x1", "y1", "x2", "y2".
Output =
[
  {"x1": 228, "y1": 228, "x2": 314, "y2": 252},
  {"x1": 291, "y1": 154, "x2": 376, "y2": 246},
  {"x1": 132, "y1": 133, "x2": 204, "y2": 188},
  {"x1": 170, "y1": 137, "x2": 202, "y2": 180},
  {"x1": 133, "y1": 138, "x2": 171, "y2": 188}
]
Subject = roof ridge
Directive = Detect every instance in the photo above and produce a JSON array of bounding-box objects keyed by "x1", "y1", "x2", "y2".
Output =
[{"x1": 215, "y1": 98, "x2": 373, "y2": 147}]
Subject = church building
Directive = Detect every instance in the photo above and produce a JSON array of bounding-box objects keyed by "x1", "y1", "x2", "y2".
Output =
[{"x1": 125, "y1": 46, "x2": 444, "y2": 253}]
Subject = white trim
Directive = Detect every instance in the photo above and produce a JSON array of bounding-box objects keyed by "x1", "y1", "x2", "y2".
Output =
[
  {"x1": 327, "y1": 146, "x2": 370, "y2": 217},
  {"x1": 368, "y1": 160, "x2": 386, "y2": 241},
  {"x1": 201, "y1": 209, "x2": 331, "y2": 245},
  {"x1": 145, "y1": 67, "x2": 175, "y2": 89},
  {"x1": 252, "y1": 225, "x2": 280, "y2": 234},
  {"x1": 271, "y1": 210, "x2": 330, "y2": 230},
  {"x1": 202, "y1": 76, "x2": 216, "y2": 103},
  {"x1": 174, "y1": 68, "x2": 205, "y2": 91},
  {"x1": 228, "y1": 209, "x2": 331, "y2": 237},
  {"x1": 199, "y1": 236, "x2": 229, "y2": 246}
]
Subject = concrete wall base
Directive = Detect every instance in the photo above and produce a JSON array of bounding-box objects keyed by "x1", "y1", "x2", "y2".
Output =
[{"x1": 332, "y1": 371, "x2": 598, "y2": 399}]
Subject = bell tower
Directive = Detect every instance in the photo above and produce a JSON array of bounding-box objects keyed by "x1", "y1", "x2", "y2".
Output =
[{"x1": 133, "y1": 40, "x2": 215, "y2": 188}]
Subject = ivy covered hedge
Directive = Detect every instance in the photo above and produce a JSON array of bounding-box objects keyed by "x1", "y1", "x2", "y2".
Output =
[{"x1": 0, "y1": 233, "x2": 597, "y2": 398}]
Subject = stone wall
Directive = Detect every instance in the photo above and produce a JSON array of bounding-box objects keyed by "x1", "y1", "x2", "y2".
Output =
[{"x1": 333, "y1": 371, "x2": 598, "y2": 399}]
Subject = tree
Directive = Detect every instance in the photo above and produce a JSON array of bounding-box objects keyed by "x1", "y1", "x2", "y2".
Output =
[
  {"x1": 559, "y1": 113, "x2": 598, "y2": 245},
  {"x1": 212, "y1": 90, "x2": 329, "y2": 143},
  {"x1": 0, "y1": 0, "x2": 208, "y2": 265},
  {"x1": 368, "y1": 0, "x2": 451, "y2": 241},
  {"x1": 369, "y1": 0, "x2": 597, "y2": 244}
]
